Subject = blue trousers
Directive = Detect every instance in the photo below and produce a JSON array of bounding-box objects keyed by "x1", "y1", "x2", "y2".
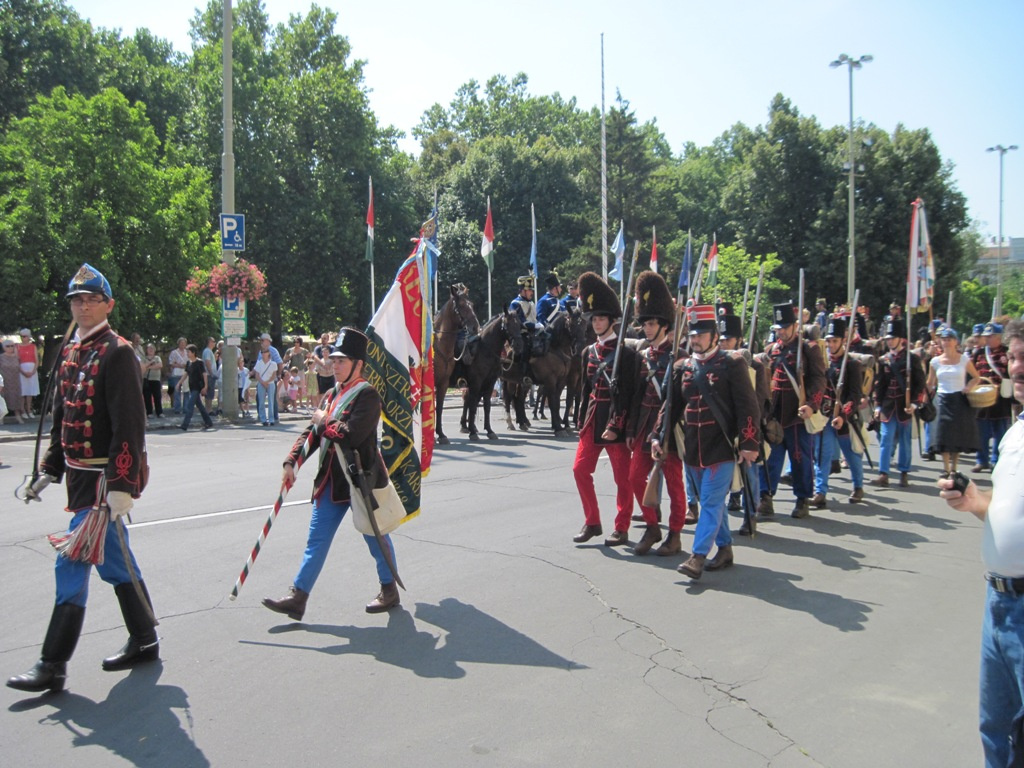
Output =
[
  {"x1": 55, "y1": 507, "x2": 143, "y2": 607},
  {"x1": 878, "y1": 417, "x2": 913, "y2": 475},
  {"x1": 294, "y1": 493, "x2": 397, "y2": 593},
  {"x1": 685, "y1": 462, "x2": 734, "y2": 556},
  {"x1": 762, "y1": 422, "x2": 815, "y2": 500},
  {"x1": 181, "y1": 389, "x2": 213, "y2": 429},
  {"x1": 814, "y1": 426, "x2": 864, "y2": 494},
  {"x1": 168, "y1": 375, "x2": 183, "y2": 412},
  {"x1": 257, "y1": 381, "x2": 276, "y2": 424},
  {"x1": 980, "y1": 584, "x2": 1024, "y2": 767},
  {"x1": 978, "y1": 418, "x2": 1011, "y2": 467}
]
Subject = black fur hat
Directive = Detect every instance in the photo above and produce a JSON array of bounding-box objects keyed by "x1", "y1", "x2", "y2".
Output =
[
  {"x1": 634, "y1": 270, "x2": 674, "y2": 324},
  {"x1": 578, "y1": 271, "x2": 622, "y2": 318}
]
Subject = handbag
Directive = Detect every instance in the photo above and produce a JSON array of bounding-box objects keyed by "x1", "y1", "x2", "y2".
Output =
[
  {"x1": 336, "y1": 450, "x2": 405, "y2": 536},
  {"x1": 917, "y1": 398, "x2": 937, "y2": 423}
]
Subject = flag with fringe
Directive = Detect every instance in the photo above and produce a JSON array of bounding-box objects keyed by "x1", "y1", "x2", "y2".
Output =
[{"x1": 906, "y1": 198, "x2": 935, "y2": 314}]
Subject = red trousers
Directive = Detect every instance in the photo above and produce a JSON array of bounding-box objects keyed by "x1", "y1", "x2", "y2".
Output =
[
  {"x1": 573, "y1": 424, "x2": 633, "y2": 532},
  {"x1": 629, "y1": 447, "x2": 689, "y2": 532}
]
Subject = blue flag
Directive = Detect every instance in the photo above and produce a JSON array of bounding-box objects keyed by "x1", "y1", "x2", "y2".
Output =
[
  {"x1": 608, "y1": 221, "x2": 625, "y2": 282},
  {"x1": 678, "y1": 231, "x2": 692, "y2": 293},
  {"x1": 529, "y1": 203, "x2": 538, "y2": 278}
]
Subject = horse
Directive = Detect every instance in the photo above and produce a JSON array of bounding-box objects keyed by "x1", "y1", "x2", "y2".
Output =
[
  {"x1": 432, "y1": 283, "x2": 481, "y2": 445},
  {"x1": 456, "y1": 309, "x2": 524, "y2": 440},
  {"x1": 501, "y1": 307, "x2": 587, "y2": 437}
]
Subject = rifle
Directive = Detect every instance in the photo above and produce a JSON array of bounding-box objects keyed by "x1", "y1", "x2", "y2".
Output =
[
  {"x1": 746, "y1": 264, "x2": 766, "y2": 352},
  {"x1": 601, "y1": 241, "x2": 640, "y2": 441},
  {"x1": 740, "y1": 277, "x2": 751, "y2": 331}
]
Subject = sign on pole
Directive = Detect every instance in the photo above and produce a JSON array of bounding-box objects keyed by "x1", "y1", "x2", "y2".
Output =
[{"x1": 220, "y1": 213, "x2": 246, "y2": 251}]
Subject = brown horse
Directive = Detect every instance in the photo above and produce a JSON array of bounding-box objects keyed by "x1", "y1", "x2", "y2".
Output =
[
  {"x1": 459, "y1": 310, "x2": 524, "y2": 440},
  {"x1": 433, "y1": 283, "x2": 481, "y2": 445}
]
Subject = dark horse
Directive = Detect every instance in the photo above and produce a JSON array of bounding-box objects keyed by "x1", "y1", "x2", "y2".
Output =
[
  {"x1": 456, "y1": 310, "x2": 524, "y2": 440},
  {"x1": 433, "y1": 283, "x2": 481, "y2": 445},
  {"x1": 502, "y1": 307, "x2": 587, "y2": 437}
]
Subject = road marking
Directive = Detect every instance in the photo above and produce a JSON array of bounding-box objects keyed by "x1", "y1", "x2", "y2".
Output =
[{"x1": 129, "y1": 499, "x2": 308, "y2": 528}]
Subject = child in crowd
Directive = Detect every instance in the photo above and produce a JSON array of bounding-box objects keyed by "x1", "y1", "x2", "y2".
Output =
[{"x1": 238, "y1": 355, "x2": 251, "y2": 417}]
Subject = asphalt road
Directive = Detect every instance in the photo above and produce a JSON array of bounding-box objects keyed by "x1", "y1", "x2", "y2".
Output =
[{"x1": 0, "y1": 410, "x2": 991, "y2": 767}]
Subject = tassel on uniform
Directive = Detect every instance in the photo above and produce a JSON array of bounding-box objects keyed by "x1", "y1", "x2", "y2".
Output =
[{"x1": 48, "y1": 505, "x2": 109, "y2": 565}]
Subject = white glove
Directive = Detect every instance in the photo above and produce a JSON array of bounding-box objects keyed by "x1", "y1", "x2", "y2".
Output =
[
  {"x1": 107, "y1": 491, "x2": 134, "y2": 520},
  {"x1": 25, "y1": 474, "x2": 55, "y2": 502}
]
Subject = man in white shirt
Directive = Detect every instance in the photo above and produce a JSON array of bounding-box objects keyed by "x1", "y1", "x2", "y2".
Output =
[{"x1": 940, "y1": 318, "x2": 1024, "y2": 767}]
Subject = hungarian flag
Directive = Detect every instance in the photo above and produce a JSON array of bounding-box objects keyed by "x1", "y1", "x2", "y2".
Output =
[
  {"x1": 364, "y1": 177, "x2": 374, "y2": 264},
  {"x1": 480, "y1": 196, "x2": 495, "y2": 271},
  {"x1": 705, "y1": 234, "x2": 719, "y2": 288},
  {"x1": 364, "y1": 237, "x2": 435, "y2": 522},
  {"x1": 906, "y1": 198, "x2": 935, "y2": 314},
  {"x1": 650, "y1": 226, "x2": 658, "y2": 273},
  {"x1": 608, "y1": 221, "x2": 625, "y2": 282}
]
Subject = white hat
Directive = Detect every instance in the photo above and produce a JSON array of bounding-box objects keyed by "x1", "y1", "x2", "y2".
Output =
[{"x1": 260, "y1": 332, "x2": 272, "y2": 341}]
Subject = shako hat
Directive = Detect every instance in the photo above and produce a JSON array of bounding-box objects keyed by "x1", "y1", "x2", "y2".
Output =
[
  {"x1": 881, "y1": 315, "x2": 906, "y2": 340},
  {"x1": 517, "y1": 275, "x2": 535, "y2": 291},
  {"x1": 824, "y1": 317, "x2": 848, "y2": 340},
  {"x1": 717, "y1": 313, "x2": 743, "y2": 339},
  {"x1": 715, "y1": 300, "x2": 734, "y2": 317},
  {"x1": 543, "y1": 273, "x2": 560, "y2": 289},
  {"x1": 634, "y1": 270, "x2": 674, "y2": 324},
  {"x1": 771, "y1": 302, "x2": 797, "y2": 329},
  {"x1": 66, "y1": 263, "x2": 112, "y2": 300},
  {"x1": 578, "y1": 271, "x2": 622, "y2": 318},
  {"x1": 982, "y1": 322, "x2": 1004, "y2": 336},
  {"x1": 330, "y1": 327, "x2": 369, "y2": 362},
  {"x1": 687, "y1": 304, "x2": 717, "y2": 335}
]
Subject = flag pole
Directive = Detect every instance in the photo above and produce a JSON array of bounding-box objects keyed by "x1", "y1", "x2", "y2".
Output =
[
  {"x1": 432, "y1": 187, "x2": 439, "y2": 315},
  {"x1": 600, "y1": 33, "x2": 608, "y2": 281},
  {"x1": 366, "y1": 177, "x2": 375, "y2": 317}
]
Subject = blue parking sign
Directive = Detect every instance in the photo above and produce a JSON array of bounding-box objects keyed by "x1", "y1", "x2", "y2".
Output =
[{"x1": 220, "y1": 213, "x2": 245, "y2": 251}]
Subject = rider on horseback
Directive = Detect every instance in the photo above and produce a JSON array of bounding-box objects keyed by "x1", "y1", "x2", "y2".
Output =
[{"x1": 533, "y1": 273, "x2": 563, "y2": 357}]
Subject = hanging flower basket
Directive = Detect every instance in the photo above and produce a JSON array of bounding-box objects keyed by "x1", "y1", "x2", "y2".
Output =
[{"x1": 186, "y1": 258, "x2": 267, "y2": 301}]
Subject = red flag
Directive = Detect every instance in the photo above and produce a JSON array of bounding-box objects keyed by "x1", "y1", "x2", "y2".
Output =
[
  {"x1": 364, "y1": 178, "x2": 374, "y2": 263},
  {"x1": 650, "y1": 226, "x2": 658, "y2": 273},
  {"x1": 480, "y1": 197, "x2": 494, "y2": 271}
]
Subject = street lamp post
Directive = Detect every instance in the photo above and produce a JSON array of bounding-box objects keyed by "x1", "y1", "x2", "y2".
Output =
[
  {"x1": 830, "y1": 53, "x2": 872, "y2": 309},
  {"x1": 986, "y1": 144, "x2": 1017, "y2": 319}
]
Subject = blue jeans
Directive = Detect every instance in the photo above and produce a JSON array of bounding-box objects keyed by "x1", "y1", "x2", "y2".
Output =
[
  {"x1": 762, "y1": 422, "x2": 815, "y2": 500},
  {"x1": 168, "y1": 375, "x2": 183, "y2": 412},
  {"x1": 685, "y1": 461, "x2": 734, "y2": 556},
  {"x1": 878, "y1": 417, "x2": 913, "y2": 475},
  {"x1": 814, "y1": 425, "x2": 864, "y2": 494},
  {"x1": 181, "y1": 389, "x2": 213, "y2": 429},
  {"x1": 294, "y1": 493, "x2": 397, "y2": 593},
  {"x1": 978, "y1": 418, "x2": 1011, "y2": 467},
  {"x1": 257, "y1": 381, "x2": 276, "y2": 424},
  {"x1": 980, "y1": 584, "x2": 1024, "y2": 767},
  {"x1": 55, "y1": 507, "x2": 143, "y2": 606}
]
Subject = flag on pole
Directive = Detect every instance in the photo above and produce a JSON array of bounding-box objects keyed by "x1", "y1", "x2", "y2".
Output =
[
  {"x1": 608, "y1": 221, "x2": 625, "y2": 282},
  {"x1": 907, "y1": 198, "x2": 935, "y2": 314},
  {"x1": 677, "y1": 230, "x2": 692, "y2": 293},
  {"x1": 480, "y1": 196, "x2": 495, "y2": 272},
  {"x1": 529, "y1": 203, "x2": 538, "y2": 278},
  {"x1": 364, "y1": 177, "x2": 374, "y2": 263},
  {"x1": 421, "y1": 199, "x2": 439, "y2": 279},
  {"x1": 364, "y1": 235, "x2": 435, "y2": 521},
  {"x1": 705, "y1": 233, "x2": 719, "y2": 288},
  {"x1": 650, "y1": 226, "x2": 658, "y2": 273}
]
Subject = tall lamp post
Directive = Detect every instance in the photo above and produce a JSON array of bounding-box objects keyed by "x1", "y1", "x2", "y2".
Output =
[
  {"x1": 830, "y1": 53, "x2": 872, "y2": 309},
  {"x1": 986, "y1": 144, "x2": 1017, "y2": 319}
]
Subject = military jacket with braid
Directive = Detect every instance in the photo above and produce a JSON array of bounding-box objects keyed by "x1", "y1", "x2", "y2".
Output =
[
  {"x1": 824, "y1": 352, "x2": 864, "y2": 436},
  {"x1": 41, "y1": 322, "x2": 147, "y2": 511},
  {"x1": 579, "y1": 335, "x2": 638, "y2": 445},
  {"x1": 628, "y1": 337, "x2": 673, "y2": 451},
  {"x1": 971, "y1": 344, "x2": 1013, "y2": 420},
  {"x1": 765, "y1": 337, "x2": 827, "y2": 428},
  {"x1": 873, "y1": 346, "x2": 926, "y2": 423}
]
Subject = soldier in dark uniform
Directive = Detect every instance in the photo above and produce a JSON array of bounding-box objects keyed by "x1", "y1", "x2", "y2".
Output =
[
  {"x1": 758, "y1": 301, "x2": 827, "y2": 520},
  {"x1": 653, "y1": 305, "x2": 761, "y2": 580},
  {"x1": 8, "y1": 264, "x2": 157, "y2": 694},
  {"x1": 573, "y1": 272, "x2": 639, "y2": 546},
  {"x1": 627, "y1": 271, "x2": 687, "y2": 556},
  {"x1": 871, "y1": 315, "x2": 926, "y2": 487},
  {"x1": 509, "y1": 275, "x2": 537, "y2": 328},
  {"x1": 972, "y1": 322, "x2": 1013, "y2": 472},
  {"x1": 535, "y1": 273, "x2": 562, "y2": 327},
  {"x1": 811, "y1": 315, "x2": 866, "y2": 507}
]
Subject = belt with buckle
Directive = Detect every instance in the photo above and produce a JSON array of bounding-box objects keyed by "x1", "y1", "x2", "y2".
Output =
[{"x1": 986, "y1": 574, "x2": 1024, "y2": 596}]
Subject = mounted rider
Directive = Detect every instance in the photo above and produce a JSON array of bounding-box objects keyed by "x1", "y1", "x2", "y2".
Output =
[{"x1": 532, "y1": 273, "x2": 564, "y2": 356}]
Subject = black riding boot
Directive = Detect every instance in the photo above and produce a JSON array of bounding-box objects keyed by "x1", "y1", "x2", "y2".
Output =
[
  {"x1": 102, "y1": 582, "x2": 159, "y2": 671},
  {"x1": 7, "y1": 603, "x2": 86, "y2": 693}
]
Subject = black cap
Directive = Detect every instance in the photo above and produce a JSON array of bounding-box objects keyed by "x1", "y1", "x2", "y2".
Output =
[{"x1": 330, "y1": 327, "x2": 369, "y2": 361}]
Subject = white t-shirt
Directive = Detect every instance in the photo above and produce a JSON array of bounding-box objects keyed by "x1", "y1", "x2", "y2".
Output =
[
  {"x1": 982, "y1": 415, "x2": 1024, "y2": 577},
  {"x1": 930, "y1": 355, "x2": 968, "y2": 395},
  {"x1": 254, "y1": 357, "x2": 277, "y2": 386}
]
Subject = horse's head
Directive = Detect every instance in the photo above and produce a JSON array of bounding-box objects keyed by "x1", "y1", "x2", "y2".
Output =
[
  {"x1": 439, "y1": 283, "x2": 480, "y2": 336},
  {"x1": 503, "y1": 309, "x2": 525, "y2": 355},
  {"x1": 567, "y1": 306, "x2": 587, "y2": 355}
]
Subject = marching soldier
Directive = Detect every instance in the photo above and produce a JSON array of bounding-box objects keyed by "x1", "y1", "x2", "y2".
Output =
[
  {"x1": 811, "y1": 314, "x2": 866, "y2": 507},
  {"x1": 8, "y1": 264, "x2": 158, "y2": 694},
  {"x1": 972, "y1": 322, "x2": 1013, "y2": 472},
  {"x1": 573, "y1": 272, "x2": 639, "y2": 546},
  {"x1": 871, "y1": 315, "x2": 927, "y2": 488},
  {"x1": 627, "y1": 271, "x2": 687, "y2": 556},
  {"x1": 653, "y1": 305, "x2": 760, "y2": 580},
  {"x1": 758, "y1": 301, "x2": 827, "y2": 520}
]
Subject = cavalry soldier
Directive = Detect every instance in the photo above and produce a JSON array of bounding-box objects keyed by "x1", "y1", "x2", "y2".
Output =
[
  {"x1": 653, "y1": 305, "x2": 760, "y2": 580},
  {"x1": 560, "y1": 279, "x2": 580, "y2": 313},
  {"x1": 871, "y1": 315, "x2": 926, "y2": 488},
  {"x1": 572, "y1": 271, "x2": 639, "y2": 546},
  {"x1": 758, "y1": 301, "x2": 827, "y2": 520},
  {"x1": 811, "y1": 315, "x2": 866, "y2": 508},
  {"x1": 8, "y1": 264, "x2": 157, "y2": 694},
  {"x1": 627, "y1": 271, "x2": 687, "y2": 556},
  {"x1": 509, "y1": 275, "x2": 537, "y2": 328},
  {"x1": 972, "y1": 322, "x2": 1013, "y2": 472},
  {"x1": 535, "y1": 273, "x2": 562, "y2": 327}
]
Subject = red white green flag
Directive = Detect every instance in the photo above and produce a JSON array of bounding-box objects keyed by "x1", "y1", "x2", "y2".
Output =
[
  {"x1": 906, "y1": 198, "x2": 935, "y2": 314},
  {"x1": 705, "y1": 234, "x2": 719, "y2": 288},
  {"x1": 364, "y1": 177, "x2": 374, "y2": 264},
  {"x1": 480, "y1": 196, "x2": 495, "y2": 272}
]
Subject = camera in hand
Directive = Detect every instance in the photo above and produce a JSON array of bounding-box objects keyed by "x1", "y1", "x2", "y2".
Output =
[{"x1": 946, "y1": 471, "x2": 970, "y2": 495}]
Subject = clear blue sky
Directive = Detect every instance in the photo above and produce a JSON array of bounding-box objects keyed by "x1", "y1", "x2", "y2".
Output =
[{"x1": 71, "y1": 0, "x2": 1023, "y2": 247}]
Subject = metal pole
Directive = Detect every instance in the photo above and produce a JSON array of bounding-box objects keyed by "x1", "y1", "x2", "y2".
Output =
[
  {"x1": 846, "y1": 63, "x2": 855, "y2": 310},
  {"x1": 600, "y1": 33, "x2": 608, "y2": 280},
  {"x1": 986, "y1": 144, "x2": 1017, "y2": 318},
  {"x1": 220, "y1": 0, "x2": 239, "y2": 420}
]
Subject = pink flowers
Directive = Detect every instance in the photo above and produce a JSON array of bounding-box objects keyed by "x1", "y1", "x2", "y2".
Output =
[{"x1": 186, "y1": 259, "x2": 267, "y2": 301}]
